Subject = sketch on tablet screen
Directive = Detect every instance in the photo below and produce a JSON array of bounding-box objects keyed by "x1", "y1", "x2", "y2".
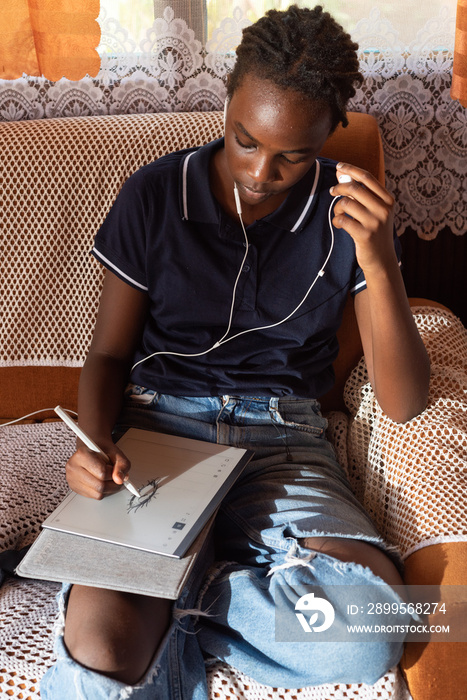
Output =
[
  {"x1": 127, "y1": 478, "x2": 163, "y2": 513},
  {"x1": 42, "y1": 429, "x2": 252, "y2": 558}
]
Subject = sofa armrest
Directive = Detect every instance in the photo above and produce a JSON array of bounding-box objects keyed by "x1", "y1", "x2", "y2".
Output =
[{"x1": 400, "y1": 542, "x2": 467, "y2": 700}]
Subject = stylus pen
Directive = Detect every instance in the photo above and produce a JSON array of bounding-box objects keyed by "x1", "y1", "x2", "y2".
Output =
[{"x1": 54, "y1": 405, "x2": 141, "y2": 498}]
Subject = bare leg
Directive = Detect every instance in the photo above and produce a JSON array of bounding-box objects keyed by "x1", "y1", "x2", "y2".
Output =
[
  {"x1": 64, "y1": 585, "x2": 172, "y2": 685},
  {"x1": 300, "y1": 536, "x2": 404, "y2": 588}
]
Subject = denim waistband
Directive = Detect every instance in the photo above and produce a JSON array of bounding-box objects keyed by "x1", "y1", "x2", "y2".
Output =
[{"x1": 125, "y1": 384, "x2": 321, "y2": 412}]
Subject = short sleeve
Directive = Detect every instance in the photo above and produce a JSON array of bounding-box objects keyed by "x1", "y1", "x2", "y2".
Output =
[{"x1": 92, "y1": 169, "x2": 151, "y2": 292}]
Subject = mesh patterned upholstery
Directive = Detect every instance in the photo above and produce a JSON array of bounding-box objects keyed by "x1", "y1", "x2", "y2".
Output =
[
  {"x1": 345, "y1": 306, "x2": 467, "y2": 557},
  {"x1": 1, "y1": 112, "x2": 224, "y2": 367},
  {"x1": 0, "y1": 424, "x2": 72, "y2": 553}
]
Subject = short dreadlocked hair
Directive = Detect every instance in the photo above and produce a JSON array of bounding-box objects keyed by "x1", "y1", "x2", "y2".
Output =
[{"x1": 227, "y1": 5, "x2": 362, "y2": 130}]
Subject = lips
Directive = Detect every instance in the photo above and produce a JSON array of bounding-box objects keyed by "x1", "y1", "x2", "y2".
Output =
[{"x1": 236, "y1": 182, "x2": 272, "y2": 202}]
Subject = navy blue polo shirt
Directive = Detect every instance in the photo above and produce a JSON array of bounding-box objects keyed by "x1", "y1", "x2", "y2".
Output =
[{"x1": 92, "y1": 138, "x2": 391, "y2": 398}]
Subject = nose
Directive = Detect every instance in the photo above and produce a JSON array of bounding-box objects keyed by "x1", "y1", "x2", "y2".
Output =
[{"x1": 247, "y1": 153, "x2": 278, "y2": 183}]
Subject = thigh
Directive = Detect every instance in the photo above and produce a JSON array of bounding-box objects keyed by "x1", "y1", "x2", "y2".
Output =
[
  {"x1": 215, "y1": 398, "x2": 385, "y2": 567},
  {"x1": 117, "y1": 391, "x2": 391, "y2": 568}
]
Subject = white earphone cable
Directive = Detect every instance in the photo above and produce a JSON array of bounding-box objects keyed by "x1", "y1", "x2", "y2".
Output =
[
  {"x1": 0, "y1": 192, "x2": 340, "y2": 428},
  {"x1": 0, "y1": 408, "x2": 78, "y2": 429},
  {"x1": 131, "y1": 193, "x2": 339, "y2": 372}
]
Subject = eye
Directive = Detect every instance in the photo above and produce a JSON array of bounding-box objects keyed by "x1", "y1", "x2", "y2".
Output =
[
  {"x1": 280, "y1": 154, "x2": 308, "y2": 165},
  {"x1": 234, "y1": 133, "x2": 309, "y2": 165},
  {"x1": 234, "y1": 134, "x2": 255, "y2": 151}
]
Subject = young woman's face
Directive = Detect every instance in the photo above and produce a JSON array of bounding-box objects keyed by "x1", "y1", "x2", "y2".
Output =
[{"x1": 224, "y1": 73, "x2": 333, "y2": 210}]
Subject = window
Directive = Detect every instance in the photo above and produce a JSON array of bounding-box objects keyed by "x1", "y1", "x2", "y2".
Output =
[{"x1": 98, "y1": 0, "x2": 456, "y2": 53}]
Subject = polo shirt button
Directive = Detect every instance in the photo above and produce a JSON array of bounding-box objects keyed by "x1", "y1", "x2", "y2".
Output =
[{"x1": 242, "y1": 265, "x2": 250, "y2": 273}]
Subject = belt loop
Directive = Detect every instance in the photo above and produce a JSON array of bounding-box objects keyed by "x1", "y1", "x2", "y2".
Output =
[
  {"x1": 269, "y1": 397, "x2": 279, "y2": 411},
  {"x1": 216, "y1": 396, "x2": 229, "y2": 430}
]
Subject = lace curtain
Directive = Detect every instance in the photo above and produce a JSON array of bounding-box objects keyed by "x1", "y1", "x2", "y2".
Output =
[
  {"x1": 0, "y1": 1, "x2": 465, "y2": 240},
  {"x1": 451, "y1": 0, "x2": 467, "y2": 105}
]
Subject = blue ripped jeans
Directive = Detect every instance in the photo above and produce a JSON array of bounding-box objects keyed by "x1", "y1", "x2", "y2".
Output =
[{"x1": 41, "y1": 391, "x2": 410, "y2": 699}]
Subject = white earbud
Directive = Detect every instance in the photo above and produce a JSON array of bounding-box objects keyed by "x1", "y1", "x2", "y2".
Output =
[
  {"x1": 233, "y1": 183, "x2": 242, "y2": 216},
  {"x1": 337, "y1": 173, "x2": 352, "y2": 184}
]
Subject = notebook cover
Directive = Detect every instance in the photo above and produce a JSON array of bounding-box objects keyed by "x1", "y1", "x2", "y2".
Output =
[{"x1": 16, "y1": 515, "x2": 214, "y2": 600}]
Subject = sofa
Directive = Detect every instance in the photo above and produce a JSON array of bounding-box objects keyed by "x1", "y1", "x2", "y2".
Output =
[{"x1": 1, "y1": 110, "x2": 466, "y2": 700}]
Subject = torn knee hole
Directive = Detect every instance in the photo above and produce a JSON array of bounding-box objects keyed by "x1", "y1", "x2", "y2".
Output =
[{"x1": 267, "y1": 541, "x2": 317, "y2": 577}]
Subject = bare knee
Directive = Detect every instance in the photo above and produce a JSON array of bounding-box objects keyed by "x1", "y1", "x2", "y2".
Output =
[
  {"x1": 300, "y1": 536, "x2": 404, "y2": 588},
  {"x1": 64, "y1": 585, "x2": 172, "y2": 684}
]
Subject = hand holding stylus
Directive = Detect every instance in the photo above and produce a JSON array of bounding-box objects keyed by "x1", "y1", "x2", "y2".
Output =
[{"x1": 54, "y1": 406, "x2": 140, "y2": 498}]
